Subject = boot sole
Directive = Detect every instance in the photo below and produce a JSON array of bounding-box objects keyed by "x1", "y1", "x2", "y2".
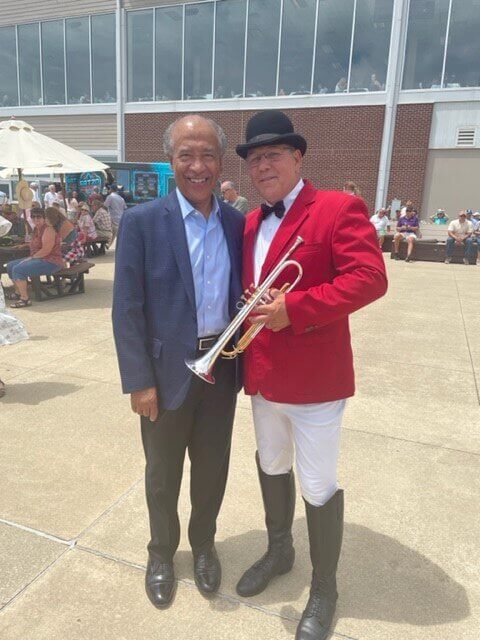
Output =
[{"x1": 236, "y1": 553, "x2": 295, "y2": 598}]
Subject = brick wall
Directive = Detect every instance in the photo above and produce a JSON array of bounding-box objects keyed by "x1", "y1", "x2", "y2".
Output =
[
  {"x1": 387, "y1": 103, "x2": 433, "y2": 213},
  {"x1": 125, "y1": 105, "x2": 386, "y2": 211}
]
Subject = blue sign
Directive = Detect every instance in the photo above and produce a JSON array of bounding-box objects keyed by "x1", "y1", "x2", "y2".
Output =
[{"x1": 78, "y1": 172, "x2": 103, "y2": 194}]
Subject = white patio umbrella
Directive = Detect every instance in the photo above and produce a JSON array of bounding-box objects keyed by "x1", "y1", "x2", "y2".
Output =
[
  {"x1": 0, "y1": 118, "x2": 109, "y2": 209},
  {"x1": 0, "y1": 119, "x2": 61, "y2": 172}
]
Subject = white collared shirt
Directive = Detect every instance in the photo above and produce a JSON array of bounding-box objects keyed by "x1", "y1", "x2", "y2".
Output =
[{"x1": 253, "y1": 179, "x2": 304, "y2": 286}]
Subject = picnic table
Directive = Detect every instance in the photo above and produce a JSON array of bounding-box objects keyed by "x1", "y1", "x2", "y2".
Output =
[{"x1": 0, "y1": 242, "x2": 30, "y2": 274}]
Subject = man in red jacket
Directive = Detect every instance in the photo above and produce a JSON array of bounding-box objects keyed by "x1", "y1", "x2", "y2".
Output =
[{"x1": 235, "y1": 110, "x2": 387, "y2": 640}]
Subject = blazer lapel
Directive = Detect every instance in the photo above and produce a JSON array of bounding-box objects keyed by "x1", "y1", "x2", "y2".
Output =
[
  {"x1": 219, "y1": 202, "x2": 238, "y2": 279},
  {"x1": 220, "y1": 202, "x2": 245, "y2": 317},
  {"x1": 243, "y1": 208, "x2": 263, "y2": 289},
  {"x1": 260, "y1": 180, "x2": 317, "y2": 281},
  {"x1": 164, "y1": 192, "x2": 196, "y2": 311}
]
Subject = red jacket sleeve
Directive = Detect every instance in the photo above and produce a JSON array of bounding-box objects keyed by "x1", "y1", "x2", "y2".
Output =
[{"x1": 285, "y1": 196, "x2": 388, "y2": 334}]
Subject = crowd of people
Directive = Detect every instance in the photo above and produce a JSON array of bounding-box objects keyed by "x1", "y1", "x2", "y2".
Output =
[
  {"x1": 0, "y1": 183, "x2": 127, "y2": 308},
  {"x1": 367, "y1": 200, "x2": 480, "y2": 264}
]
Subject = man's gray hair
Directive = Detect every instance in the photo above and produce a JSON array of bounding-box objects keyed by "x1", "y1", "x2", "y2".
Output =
[{"x1": 163, "y1": 116, "x2": 227, "y2": 158}]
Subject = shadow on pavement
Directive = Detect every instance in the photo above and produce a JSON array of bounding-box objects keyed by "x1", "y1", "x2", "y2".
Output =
[
  {"x1": 23, "y1": 279, "x2": 113, "y2": 314},
  {"x1": 0, "y1": 381, "x2": 82, "y2": 404},
  {"x1": 187, "y1": 518, "x2": 469, "y2": 629},
  {"x1": 280, "y1": 521, "x2": 470, "y2": 633}
]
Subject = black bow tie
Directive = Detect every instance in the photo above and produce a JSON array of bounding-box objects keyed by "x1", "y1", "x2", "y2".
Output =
[{"x1": 261, "y1": 201, "x2": 285, "y2": 220}]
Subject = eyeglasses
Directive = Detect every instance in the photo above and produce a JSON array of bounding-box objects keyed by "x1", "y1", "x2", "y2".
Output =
[{"x1": 246, "y1": 148, "x2": 294, "y2": 169}]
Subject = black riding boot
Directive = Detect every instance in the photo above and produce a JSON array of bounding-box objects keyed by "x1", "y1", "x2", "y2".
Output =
[
  {"x1": 236, "y1": 452, "x2": 295, "y2": 597},
  {"x1": 295, "y1": 490, "x2": 344, "y2": 640}
]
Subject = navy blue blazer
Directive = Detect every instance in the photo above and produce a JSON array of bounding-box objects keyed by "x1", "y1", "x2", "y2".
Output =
[{"x1": 112, "y1": 190, "x2": 245, "y2": 410}]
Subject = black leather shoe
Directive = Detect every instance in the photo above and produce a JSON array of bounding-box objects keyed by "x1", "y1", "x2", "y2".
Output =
[
  {"x1": 193, "y1": 547, "x2": 221, "y2": 595},
  {"x1": 145, "y1": 558, "x2": 176, "y2": 609},
  {"x1": 236, "y1": 540, "x2": 295, "y2": 597}
]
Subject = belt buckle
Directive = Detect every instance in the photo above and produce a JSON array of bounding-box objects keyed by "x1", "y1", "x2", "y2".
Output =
[{"x1": 198, "y1": 337, "x2": 212, "y2": 351}]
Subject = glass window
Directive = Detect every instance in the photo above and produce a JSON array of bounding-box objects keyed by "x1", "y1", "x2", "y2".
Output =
[
  {"x1": 350, "y1": 0, "x2": 393, "y2": 92},
  {"x1": 214, "y1": 0, "x2": 246, "y2": 99},
  {"x1": 127, "y1": 10, "x2": 153, "y2": 101},
  {"x1": 278, "y1": 0, "x2": 316, "y2": 95},
  {"x1": 18, "y1": 23, "x2": 42, "y2": 106},
  {"x1": 155, "y1": 6, "x2": 183, "y2": 101},
  {"x1": 444, "y1": 0, "x2": 480, "y2": 88},
  {"x1": 245, "y1": 0, "x2": 281, "y2": 96},
  {"x1": 42, "y1": 20, "x2": 65, "y2": 105},
  {"x1": 313, "y1": 0, "x2": 354, "y2": 94},
  {"x1": 402, "y1": 0, "x2": 449, "y2": 90},
  {"x1": 0, "y1": 26, "x2": 18, "y2": 106},
  {"x1": 184, "y1": 3, "x2": 214, "y2": 99},
  {"x1": 66, "y1": 17, "x2": 91, "y2": 103},
  {"x1": 92, "y1": 13, "x2": 116, "y2": 102}
]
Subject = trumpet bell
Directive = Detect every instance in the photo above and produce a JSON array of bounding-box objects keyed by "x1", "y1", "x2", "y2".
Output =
[{"x1": 185, "y1": 356, "x2": 216, "y2": 384}]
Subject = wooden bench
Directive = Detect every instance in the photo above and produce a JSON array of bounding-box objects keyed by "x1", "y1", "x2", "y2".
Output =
[
  {"x1": 29, "y1": 262, "x2": 95, "y2": 302},
  {"x1": 390, "y1": 241, "x2": 477, "y2": 264},
  {"x1": 85, "y1": 240, "x2": 108, "y2": 257}
]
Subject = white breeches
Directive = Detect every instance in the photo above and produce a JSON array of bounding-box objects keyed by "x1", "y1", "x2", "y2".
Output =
[{"x1": 251, "y1": 394, "x2": 346, "y2": 507}]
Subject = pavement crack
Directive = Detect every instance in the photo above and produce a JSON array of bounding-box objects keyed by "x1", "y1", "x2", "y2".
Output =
[
  {"x1": 73, "y1": 546, "x2": 359, "y2": 639},
  {"x1": 0, "y1": 518, "x2": 74, "y2": 546},
  {"x1": 74, "y1": 477, "x2": 143, "y2": 543},
  {"x1": 0, "y1": 546, "x2": 72, "y2": 613},
  {"x1": 453, "y1": 272, "x2": 480, "y2": 405}
]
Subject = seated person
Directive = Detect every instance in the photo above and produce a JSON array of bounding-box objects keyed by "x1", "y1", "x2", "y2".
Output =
[
  {"x1": 430, "y1": 208, "x2": 449, "y2": 224},
  {"x1": 370, "y1": 208, "x2": 391, "y2": 248},
  {"x1": 91, "y1": 200, "x2": 113, "y2": 244},
  {"x1": 1, "y1": 205, "x2": 25, "y2": 237},
  {"x1": 335, "y1": 77, "x2": 347, "y2": 93},
  {"x1": 471, "y1": 212, "x2": 480, "y2": 233},
  {"x1": 6, "y1": 208, "x2": 63, "y2": 308},
  {"x1": 393, "y1": 206, "x2": 419, "y2": 262},
  {"x1": 445, "y1": 211, "x2": 475, "y2": 265},
  {"x1": 87, "y1": 187, "x2": 104, "y2": 208},
  {"x1": 44, "y1": 207, "x2": 84, "y2": 265},
  {"x1": 76, "y1": 203, "x2": 97, "y2": 242},
  {"x1": 369, "y1": 74, "x2": 383, "y2": 91},
  {"x1": 472, "y1": 213, "x2": 480, "y2": 260},
  {"x1": 52, "y1": 201, "x2": 67, "y2": 216}
]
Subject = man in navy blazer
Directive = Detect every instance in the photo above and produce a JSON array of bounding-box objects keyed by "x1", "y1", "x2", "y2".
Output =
[{"x1": 112, "y1": 115, "x2": 245, "y2": 609}]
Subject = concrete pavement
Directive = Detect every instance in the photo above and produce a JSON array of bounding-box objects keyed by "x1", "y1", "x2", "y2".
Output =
[{"x1": 0, "y1": 254, "x2": 479, "y2": 639}]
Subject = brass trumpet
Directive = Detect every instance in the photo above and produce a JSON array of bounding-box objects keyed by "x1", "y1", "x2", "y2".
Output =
[{"x1": 185, "y1": 235, "x2": 304, "y2": 384}]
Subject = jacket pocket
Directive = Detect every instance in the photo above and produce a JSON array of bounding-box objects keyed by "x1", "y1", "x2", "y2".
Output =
[
  {"x1": 285, "y1": 323, "x2": 338, "y2": 346},
  {"x1": 151, "y1": 338, "x2": 163, "y2": 359},
  {"x1": 295, "y1": 242, "x2": 322, "y2": 255}
]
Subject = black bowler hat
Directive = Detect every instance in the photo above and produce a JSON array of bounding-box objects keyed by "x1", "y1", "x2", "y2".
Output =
[{"x1": 236, "y1": 110, "x2": 307, "y2": 159}]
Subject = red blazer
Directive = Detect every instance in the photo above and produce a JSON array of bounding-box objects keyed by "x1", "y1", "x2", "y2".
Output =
[{"x1": 242, "y1": 181, "x2": 388, "y2": 403}]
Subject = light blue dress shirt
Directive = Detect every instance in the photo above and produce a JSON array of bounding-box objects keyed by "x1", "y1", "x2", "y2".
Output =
[{"x1": 176, "y1": 188, "x2": 231, "y2": 338}]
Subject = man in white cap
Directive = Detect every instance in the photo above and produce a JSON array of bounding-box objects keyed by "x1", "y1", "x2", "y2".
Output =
[{"x1": 445, "y1": 211, "x2": 475, "y2": 264}]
